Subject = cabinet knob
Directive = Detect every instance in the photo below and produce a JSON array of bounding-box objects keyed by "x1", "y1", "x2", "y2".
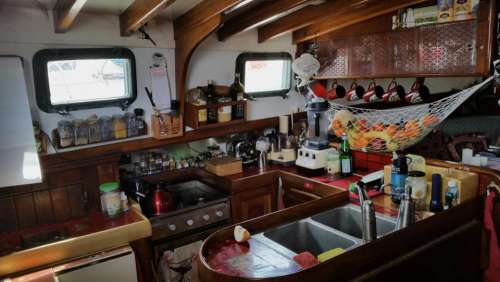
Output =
[
  {"x1": 215, "y1": 211, "x2": 223, "y2": 217},
  {"x1": 186, "y1": 219, "x2": 194, "y2": 226},
  {"x1": 202, "y1": 214, "x2": 210, "y2": 221},
  {"x1": 168, "y1": 224, "x2": 176, "y2": 231}
]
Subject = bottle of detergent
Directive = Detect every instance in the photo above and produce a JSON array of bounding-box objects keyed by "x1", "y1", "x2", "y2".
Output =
[{"x1": 391, "y1": 152, "x2": 409, "y2": 204}]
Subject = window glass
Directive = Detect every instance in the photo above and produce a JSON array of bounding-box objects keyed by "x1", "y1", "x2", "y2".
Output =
[
  {"x1": 47, "y1": 59, "x2": 132, "y2": 105},
  {"x1": 236, "y1": 52, "x2": 292, "y2": 98},
  {"x1": 244, "y1": 59, "x2": 291, "y2": 93},
  {"x1": 33, "y1": 48, "x2": 137, "y2": 113}
]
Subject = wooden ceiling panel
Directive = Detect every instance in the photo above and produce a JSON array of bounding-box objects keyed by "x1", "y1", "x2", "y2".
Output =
[
  {"x1": 53, "y1": 0, "x2": 88, "y2": 33},
  {"x1": 173, "y1": 0, "x2": 243, "y2": 39},
  {"x1": 218, "y1": 0, "x2": 310, "y2": 41},
  {"x1": 119, "y1": 0, "x2": 176, "y2": 36}
]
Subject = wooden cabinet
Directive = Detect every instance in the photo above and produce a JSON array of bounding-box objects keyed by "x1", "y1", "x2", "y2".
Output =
[
  {"x1": 281, "y1": 172, "x2": 341, "y2": 208},
  {"x1": 231, "y1": 173, "x2": 276, "y2": 223}
]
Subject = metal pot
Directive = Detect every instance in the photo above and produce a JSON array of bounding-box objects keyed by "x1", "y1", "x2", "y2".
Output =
[{"x1": 149, "y1": 184, "x2": 176, "y2": 216}]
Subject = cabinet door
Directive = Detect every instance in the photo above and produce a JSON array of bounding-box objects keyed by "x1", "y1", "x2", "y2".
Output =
[
  {"x1": 231, "y1": 173, "x2": 277, "y2": 223},
  {"x1": 240, "y1": 188, "x2": 272, "y2": 221}
]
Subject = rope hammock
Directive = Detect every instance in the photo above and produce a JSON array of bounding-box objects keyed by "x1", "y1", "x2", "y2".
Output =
[{"x1": 328, "y1": 76, "x2": 494, "y2": 152}]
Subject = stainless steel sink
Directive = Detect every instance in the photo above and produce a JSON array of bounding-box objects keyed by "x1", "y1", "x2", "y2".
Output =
[
  {"x1": 262, "y1": 220, "x2": 359, "y2": 257},
  {"x1": 311, "y1": 204, "x2": 396, "y2": 239}
]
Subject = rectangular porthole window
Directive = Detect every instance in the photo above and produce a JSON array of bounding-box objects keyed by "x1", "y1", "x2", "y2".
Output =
[
  {"x1": 236, "y1": 52, "x2": 292, "y2": 98},
  {"x1": 33, "y1": 48, "x2": 137, "y2": 113}
]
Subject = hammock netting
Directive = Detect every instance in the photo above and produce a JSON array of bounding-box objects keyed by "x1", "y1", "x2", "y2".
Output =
[{"x1": 328, "y1": 76, "x2": 494, "y2": 152}]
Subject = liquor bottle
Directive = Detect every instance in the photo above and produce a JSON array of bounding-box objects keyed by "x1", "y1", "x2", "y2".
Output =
[
  {"x1": 230, "y1": 73, "x2": 245, "y2": 120},
  {"x1": 206, "y1": 80, "x2": 218, "y2": 124},
  {"x1": 339, "y1": 133, "x2": 353, "y2": 176}
]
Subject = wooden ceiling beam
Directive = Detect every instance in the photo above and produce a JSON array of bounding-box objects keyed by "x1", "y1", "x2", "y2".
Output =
[
  {"x1": 174, "y1": 0, "x2": 243, "y2": 40},
  {"x1": 53, "y1": 0, "x2": 88, "y2": 33},
  {"x1": 119, "y1": 0, "x2": 176, "y2": 36},
  {"x1": 257, "y1": 0, "x2": 355, "y2": 43},
  {"x1": 218, "y1": 0, "x2": 310, "y2": 41},
  {"x1": 292, "y1": 0, "x2": 428, "y2": 43}
]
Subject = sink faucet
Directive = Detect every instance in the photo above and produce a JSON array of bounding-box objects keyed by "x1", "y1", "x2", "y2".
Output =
[
  {"x1": 396, "y1": 185, "x2": 416, "y2": 230},
  {"x1": 353, "y1": 182, "x2": 377, "y2": 242}
]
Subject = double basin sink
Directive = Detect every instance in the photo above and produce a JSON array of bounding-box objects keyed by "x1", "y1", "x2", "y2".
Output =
[{"x1": 254, "y1": 204, "x2": 397, "y2": 258}]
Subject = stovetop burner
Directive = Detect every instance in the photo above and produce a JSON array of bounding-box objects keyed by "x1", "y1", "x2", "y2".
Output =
[{"x1": 148, "y1": 180, "x2": 227, "y2": 218}]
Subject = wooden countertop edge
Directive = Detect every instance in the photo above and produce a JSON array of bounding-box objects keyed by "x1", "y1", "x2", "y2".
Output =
[{"x1": 198, "y1": 197, "x2": 482, "y2": 282}]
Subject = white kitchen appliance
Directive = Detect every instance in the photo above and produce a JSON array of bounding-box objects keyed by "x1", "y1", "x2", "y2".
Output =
[
  {"x1": 295, "y1": 97, "x2": 335, "y2": 174},
  {"x1": 269, "y1": 115, "x2": 296, "y2": 166}
]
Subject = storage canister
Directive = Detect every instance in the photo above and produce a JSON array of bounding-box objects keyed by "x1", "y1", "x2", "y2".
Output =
[
  {"x1": 73, "y1": 119, "x2": 89, "y2": 146},
  {"x1": 217, "y1": 97, "x2": 232, "y2": 123},
  {"x1": 99, "y1": 182, "x2": 122, "y2": 217},
  {"x1": 57, "y1": 120, "x2": 74, "y2": 148},
  {"x1": 99, "y1": 116, "x2": 114, "y2": 141},
  {"x1": 112, "y1": 114, "x2": 128, "y2": 139},
  {"x1": 88, "y1": 115, "x2": 101, "y2": 144}
]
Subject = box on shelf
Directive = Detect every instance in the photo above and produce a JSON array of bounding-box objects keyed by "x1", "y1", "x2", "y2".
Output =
[{"x1": 205, "y1": 157, "x2": 243, "y2": 176}]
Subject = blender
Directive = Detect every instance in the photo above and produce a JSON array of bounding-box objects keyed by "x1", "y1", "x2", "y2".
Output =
[
  {"x1": 293, "y1": 53, "x2": 335, "y2": 175},
  {"x1": 295, "y1": 97, "x2": 335, "y2": 175}
]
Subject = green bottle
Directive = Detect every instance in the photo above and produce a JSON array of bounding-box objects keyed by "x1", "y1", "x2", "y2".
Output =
[{"x1": 340, "y1": 133, "x2": 353, "y2": 176}]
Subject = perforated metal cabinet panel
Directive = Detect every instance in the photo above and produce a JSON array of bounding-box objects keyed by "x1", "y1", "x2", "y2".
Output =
[{"x1": 316, "y1": 20, "x2": 477, "y2": 78}]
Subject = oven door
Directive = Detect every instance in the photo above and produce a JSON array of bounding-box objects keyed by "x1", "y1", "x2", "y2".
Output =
[{"x1": 154, "y1": 223, "x2": 230, "y2": 282}]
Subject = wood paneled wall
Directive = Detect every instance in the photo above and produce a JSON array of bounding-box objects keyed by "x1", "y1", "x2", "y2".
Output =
[{"x1": 0, "y1": 154, "x2": 121, "y2": 233}]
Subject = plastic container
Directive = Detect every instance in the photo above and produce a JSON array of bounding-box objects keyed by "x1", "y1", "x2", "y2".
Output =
[
  {"x1": 112, "y1": 114, "x2": 127, "y2": 139},
  {"x1": 99, "y1": 182, "x2": 122, "y2": 217},
  {"x1": 57, "y1": 120, "x2": 74, "y2": 148},
  {"x1": 407, "y1": 171, "x2": 427, "y2": 210},
  {"x1": 73, "y1": 119, "x2": 89, "y2": 146},
  {"x1": 99, "y1": 116, "x2": 114, "y2": 141},
  {"x1": 217, "y1": 97, "x2": 232, "y2": 122},
  {"x1": 88, "y1": 115, "x2": 101, "y2": 144}
]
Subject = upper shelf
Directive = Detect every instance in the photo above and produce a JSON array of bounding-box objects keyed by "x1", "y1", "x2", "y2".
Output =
[{"x1": 300, "y1": 0, "x2": 493, "y2": 80}]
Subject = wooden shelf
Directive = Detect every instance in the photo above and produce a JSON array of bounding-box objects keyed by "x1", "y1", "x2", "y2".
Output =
[
  {"x1": 185, "y1": 100, "x2": 247, "y2": 130},
  {"x1": 41, "y1": 116, "x2": 282, "y2": 165}
]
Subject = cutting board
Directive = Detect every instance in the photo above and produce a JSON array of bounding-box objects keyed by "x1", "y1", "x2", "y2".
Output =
[{"x1": 205, "y1": 157, "x2": 243, "y2": 176}]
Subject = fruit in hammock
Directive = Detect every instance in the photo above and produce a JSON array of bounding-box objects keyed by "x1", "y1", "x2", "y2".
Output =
[
  {"x1": 332, "y1": 120, "x2": 343, "y2": 131},
  {"x1": 422, "y1": 114, "x2": 440, "y2": 127},
  {"x1": 371, "y1": 123, "x2": 386, "y2": 131},
  {"x1": 386, "y1": 124, "x2": 399, "y2": 137},
  {"x1": 403, "y1": 121, "x2": 422, "y2": 138},
  {"x1": 332, "y1": 110, "x2": 355, "y2": 129},
  {"x1": 355, "y1": 119, "x2": 368, "y2": 132}
]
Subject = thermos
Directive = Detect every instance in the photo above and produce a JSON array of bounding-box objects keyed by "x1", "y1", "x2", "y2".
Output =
[
  {"x1": 391, "y1": 153, "x2": 409, "y2": 203},
  {"x1": 430, "y1": 174, "x2": 443, "y2": 212}
]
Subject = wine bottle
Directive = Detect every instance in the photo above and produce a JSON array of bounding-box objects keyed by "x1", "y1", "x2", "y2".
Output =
[
  {"x1": 230, "y1": 73, "x2": 245, "y2": 120},
  {"x1": 339, "y1": 133, "x2": 353, "y2": 176}
]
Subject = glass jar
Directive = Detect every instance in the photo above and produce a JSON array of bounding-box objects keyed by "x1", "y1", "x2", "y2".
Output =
[
  {"x1": 99, "y1": 116, "x2": 114, "y2": 141},
  {"x1": 73, "y1": 119, "x2": 89, "y2": 146},
  {"x1": 406, "y1": 171, "x2": 427, "y2": 210},
  {"x1": 99, "y1": 182, "x2": 122, "y2": 217},
  {"x1": 134, "y1": 108, "x2": 146, "y2": 135},
  {"x1": 217, "y1": 97, "x2": 232, "y2": 123},
  {"x1": 57, "y1": 120, "x2": 74, "y2": 148},
  {"x1": 112, "y1": 114, "x2": 127, "y2": 139},
  {"x1": 125, "y1": 112, "x2": 138, "y2": 137},
  {"x1": 88, "y1": 115, "x2": 101, "y2": 144}
]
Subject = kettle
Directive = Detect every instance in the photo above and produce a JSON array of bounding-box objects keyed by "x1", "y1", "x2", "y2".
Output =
[{"x1": 148, "y1": 183, "x2": 176, "y2": 216}]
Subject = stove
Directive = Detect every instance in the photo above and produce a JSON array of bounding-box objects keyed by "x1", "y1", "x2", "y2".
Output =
[{"x1": 146, "y1": 180, "x2": 231, "y2": 241}]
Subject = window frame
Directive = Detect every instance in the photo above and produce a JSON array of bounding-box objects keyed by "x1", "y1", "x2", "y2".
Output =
[
  {"x1": 235, "y1": 52, "x2": 293, "y2": 98},
  {"x1": 33, "y1": 48, "x2": 137, "y2": 113}
]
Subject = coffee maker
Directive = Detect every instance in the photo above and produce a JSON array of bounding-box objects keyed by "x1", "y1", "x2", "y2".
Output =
[{"x1": 295, "y1": 96, "x2": 335, "y2": 175}]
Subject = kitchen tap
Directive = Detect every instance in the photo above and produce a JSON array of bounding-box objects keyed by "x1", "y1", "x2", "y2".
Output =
[
  {"x1": 396, "y1": 185, "x2": 416, "y2": 230},
  {"x1": 353, "y1": 182, "x2": 377, "y2": 242}
]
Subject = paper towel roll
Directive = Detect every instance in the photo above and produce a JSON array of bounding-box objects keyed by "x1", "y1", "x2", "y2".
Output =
[{"x1": 279, "y1": 115, "x2": 289, "y2": 134}]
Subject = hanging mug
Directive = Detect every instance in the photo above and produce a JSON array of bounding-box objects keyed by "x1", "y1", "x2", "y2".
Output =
[
  {"x1": 346, "y1": 81, "x2": 365, "y2": 101},
  {"x1": 383, "y1": 80, "x2": 406, "y2": 102},
  {"x1": 405, "y1": 79, "x2": 431, "y2": 103},
  {"x1": 327, "y1": 80, "x2": 346, "y2": 99},
  {"x1": 363, "y1": 80, "x2": 385, "y2": 102}
]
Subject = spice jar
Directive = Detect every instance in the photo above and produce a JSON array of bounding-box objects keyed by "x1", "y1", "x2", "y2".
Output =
[
  {"x1": 217, "y1": 97, "x2": 232, "y2": 123},
  {"x1": 112, "y1": 114, "x2": 127, "y2": 139},
  {"x1": 125, "y1": 112, "x2": 138, "y2": 137},
  {"x1": 406, "y1": 171, "x2": 427, "y2": 210},
  {"x1": 88, "y1": 115, "x2": 101, "y2": 144},
  {"x1": 134, "y1": 108, "x2": 146, "y2": 135},
  {"x1": 99, "y1": 116, "x2": 114, "y2": 141},
  {"x1": 73, "y1": 119, "x2": 89, "y2": 146},
  {"x1": 57, "y1": 120, "x2": 74, "y2": 148},
  {"x1": 99, "y1": 182, "x2": 122, "y2": 217}
]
